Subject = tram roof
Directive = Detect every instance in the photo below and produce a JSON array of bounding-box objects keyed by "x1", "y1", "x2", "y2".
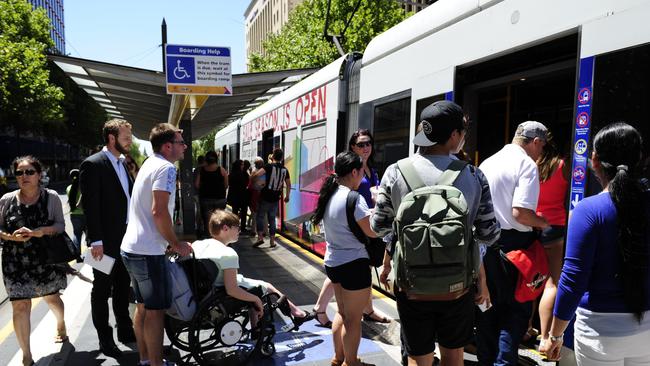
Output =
[{"x1": 49, "y1": 54, "x2": 316, "y2": 139}]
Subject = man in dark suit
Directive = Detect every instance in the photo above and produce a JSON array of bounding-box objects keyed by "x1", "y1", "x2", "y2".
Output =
[{"x1": 80, "y1": 119, "x2": 136, "y2": 358}]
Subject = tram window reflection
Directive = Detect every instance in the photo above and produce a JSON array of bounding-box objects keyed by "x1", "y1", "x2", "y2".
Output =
[{"x1": 373, "y1": 97, "x2": 411, "y2": 177}]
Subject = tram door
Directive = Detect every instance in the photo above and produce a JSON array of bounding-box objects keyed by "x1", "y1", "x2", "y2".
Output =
[
  {"x1": 457, "y1": 34, "x2": 579, "y2": 165},
  {"x1": 261, "y1": 129, "x2": 274, "y2": 162}
]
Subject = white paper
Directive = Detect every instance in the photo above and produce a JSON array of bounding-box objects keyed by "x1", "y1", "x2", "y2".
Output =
[{"x1": 83, "y1": 253, "x2": 115, "y2": 275}]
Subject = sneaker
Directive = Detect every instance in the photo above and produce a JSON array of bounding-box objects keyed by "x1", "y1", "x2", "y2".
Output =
[{"x1": 253, "y1": 239, "x2": 265, "y2": 248}]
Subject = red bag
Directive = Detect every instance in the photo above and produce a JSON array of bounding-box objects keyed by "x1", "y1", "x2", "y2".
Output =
[{"x1": 505, "y1": 240, "x2": 549, "y2": 303}]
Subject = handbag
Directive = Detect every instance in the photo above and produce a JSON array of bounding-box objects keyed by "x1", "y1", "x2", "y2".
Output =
[
  {"x1": 38, "y1": 231, "x2": 80, "y2": 264},
  {"x1": 504, "y1": 240, "x2": 549, "y2": 303},
  {"x1": 345, "y1": 190, "x2": 385, "y2": 267},
  {"x1": 36, "y1": 191, "x2": 81, "y2": 264}
]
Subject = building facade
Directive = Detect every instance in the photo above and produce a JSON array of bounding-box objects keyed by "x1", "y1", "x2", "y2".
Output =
[
  {"x1": 245, "y1": 0, "x2": 305, "y2": 68},
  {"x1": 29, "y1": 0, "x2": 65, "y2": 55},
  {"x1": 244, "y1": 0, "x2": 432, "y2": 69}
]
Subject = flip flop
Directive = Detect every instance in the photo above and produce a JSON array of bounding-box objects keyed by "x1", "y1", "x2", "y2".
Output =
[
  {"x1": 362, "y1": 310, "x2": 391, "y2": 324},
  {"x1": 313, "y1": 309, "x2": 332, "y2": 328}
]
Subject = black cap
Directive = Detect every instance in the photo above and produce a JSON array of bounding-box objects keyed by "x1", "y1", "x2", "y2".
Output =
[{"x1": 414, "y1": 100, "x2": 464, "y2": 147}]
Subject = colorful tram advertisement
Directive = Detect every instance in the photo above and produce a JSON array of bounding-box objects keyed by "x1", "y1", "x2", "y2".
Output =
[{"x1": 217, "y1": 0, "x2": 650, "y2": 254}]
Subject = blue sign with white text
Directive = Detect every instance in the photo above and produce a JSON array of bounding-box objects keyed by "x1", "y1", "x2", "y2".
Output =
[{"x1": 569, "y1": 56, "x2": 595, "y2": 211}]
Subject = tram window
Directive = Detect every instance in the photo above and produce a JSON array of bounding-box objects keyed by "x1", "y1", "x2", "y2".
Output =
[
  {"x1": 299, "y1": 123, "x2": 329, "y2": 193},
  {"x1": 283, "y1": 128, "x2": 298, "y2": 191},
  {"x1": 592, "y1": 43, "x2": 650, "y2": 185},
  {"x1": 373, "y1": 97, "x2": 411, "y2": 177}
]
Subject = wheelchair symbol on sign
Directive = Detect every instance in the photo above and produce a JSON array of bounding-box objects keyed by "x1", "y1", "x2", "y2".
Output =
[{"x1": 173, "y1": 60, "x2": 191, "y2": 80}]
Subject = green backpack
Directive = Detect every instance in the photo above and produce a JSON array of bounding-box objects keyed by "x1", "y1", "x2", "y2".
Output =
[{"x1": 393, "y1": 158, "x2": 479, "y2": 299}]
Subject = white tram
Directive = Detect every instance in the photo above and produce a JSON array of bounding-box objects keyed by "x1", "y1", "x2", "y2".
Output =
[{"x1": 218, "y1": 0, "x2": 650, "y2": 253}]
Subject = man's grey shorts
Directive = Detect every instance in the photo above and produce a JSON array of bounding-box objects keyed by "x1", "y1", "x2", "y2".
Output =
[{"x1": 121, "y1": 251, "x2": 171, "y2": 310}]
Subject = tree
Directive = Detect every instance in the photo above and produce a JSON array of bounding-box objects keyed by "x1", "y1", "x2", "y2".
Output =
[
  {"x1": 129, "y1": 140, "x2": 146, "y2": 166},
  {"x1": 248, "y1": 0, "x2": 409, "y2": 72},
  {"x1": 0, "y1": 0, "x2": 64, "y2": 135},
  {"x1": 192, "y1": 129, "x2": 216, "y2": 166}
]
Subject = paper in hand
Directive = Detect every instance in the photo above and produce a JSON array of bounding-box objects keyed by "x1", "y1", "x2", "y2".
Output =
[{"x1": 83, "y1": 253, "x2": 115, "y2": 275}]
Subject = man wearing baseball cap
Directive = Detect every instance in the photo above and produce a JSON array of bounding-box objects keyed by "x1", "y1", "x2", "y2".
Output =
[
  {"x1": 371, "y1": 101, "x2": 500, "y2": 366},
  {"x1": 476, "y1": 121, "x2": 550, "y2": 365}
]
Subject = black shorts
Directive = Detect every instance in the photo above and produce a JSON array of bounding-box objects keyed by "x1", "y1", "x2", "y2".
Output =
[
  {"x1": 396, "y1": 290, "x2": 474, "y2": 355},
  {"x1": 325, "y1": 258, "x2": 371, "y2": 291},
  {"x1": 540, "y1": 225, "x2": 566, "y2": 245}
]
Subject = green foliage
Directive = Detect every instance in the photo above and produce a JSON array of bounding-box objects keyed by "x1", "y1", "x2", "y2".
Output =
[
  {"x1": 0, "y1": 0, "x2": 64, "y2": 133},
  {"x1": 192, "y1": 129, "x2": 216, "y2": 166},
  {"x1": 129, "y1": 140, "x2": 146, "y2": 167},
  {"x1": 249, "y1": 0, "x2": 409, "y2": 72}
]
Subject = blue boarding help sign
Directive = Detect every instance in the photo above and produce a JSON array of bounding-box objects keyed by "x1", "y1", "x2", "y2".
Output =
[{"x1": 569, "y1": 56, "x2": 595, "y2": 211}]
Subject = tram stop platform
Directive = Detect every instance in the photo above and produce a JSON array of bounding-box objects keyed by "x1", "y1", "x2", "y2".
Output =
[{"x1": 0, "y1": 227, "x2": 558, "y2": 365}]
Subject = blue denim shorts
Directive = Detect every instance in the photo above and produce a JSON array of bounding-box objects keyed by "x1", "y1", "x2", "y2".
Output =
[{"x1": 121, "y1": 251, "x2": 171, "y2": 310}]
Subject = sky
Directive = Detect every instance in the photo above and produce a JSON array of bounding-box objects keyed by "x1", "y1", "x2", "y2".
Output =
[
  {"x1": 64, "y1": 0, "x2": 251, "y2": 153},
  {"x1": 65, "y1": 0, "x2": 249, "y2": 73}
]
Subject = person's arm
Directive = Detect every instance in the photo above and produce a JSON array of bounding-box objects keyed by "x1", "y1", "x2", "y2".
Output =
[
  {"x1": 357, "y1": 216, "x2": 378, "y2": 238},
  {"x1": 512, "y1": 207, "x2": 549, "y2": 228},
  {"x1": 222, "y1": 268, "x2": 264, "y2": 314},
  {"x1": 370, "y1": 167, "x2": 397, "y2": 238},
  {"x1": 194, "y1": 169, "x2": 201, "y2": 190},
  {"x1": 473, "y1": 168, "x2": 501, "y2": 246},
  {"x1": 221, "y1": 167, "x2": 229, "y2": 190},
  {"x1": 539, "y1": 200, "x2": 598, "y2": 359},
  {"x1": 251, "y1": 167, "x2": 266, "y2": 178},
  {"x1": 79, "y1": 159, "x2": 104, "y2": 247},
  {"x1": 512, "y1": 160, "x2": 549, "y2": 229},
  {"x1": 284, "y1": 177, "x2": 291, "y2": 203},
  {"x1": 152, "y1": 190, "x2": 191, "y2": 256}
]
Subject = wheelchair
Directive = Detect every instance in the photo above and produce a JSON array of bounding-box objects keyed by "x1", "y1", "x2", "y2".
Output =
[{"x1": 164, "y1": 256, "x2": 300, "y2": 365}]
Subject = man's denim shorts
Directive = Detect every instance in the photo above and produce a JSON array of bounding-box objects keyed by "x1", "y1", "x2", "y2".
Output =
[{"x1": 121, "y1": 251, "x2": 171, "y2": 310}]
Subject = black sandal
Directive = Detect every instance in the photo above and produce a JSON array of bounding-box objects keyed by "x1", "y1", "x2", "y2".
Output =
[
  {"x1": 313, "y1": 309, "x2": 333, "y2": 328},
  {"x1": 291, "y1": 311, "x2": 315, "y2": 331},
  {"x1": 362, "y1": 310, "x2": 391, "y2": 324}
]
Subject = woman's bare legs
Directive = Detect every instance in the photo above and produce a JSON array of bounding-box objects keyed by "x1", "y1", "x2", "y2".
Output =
[
  {"x1": 264, "y1": 283, "x2": 307, "y2": 317},
  {"x1": 12, "y1": 299, "x2": 33, "y2": 365},
  {"x1": 332, "y1": 283, "x2": 371, "y2": 365},
  {"x1": 314, "y1": 278, "x2": 335, "y2": 324},
  {"x1": 539, "y1": 240, "x2": 564, "y2": 342},
  {"x1": 43, "y1": 293, "x2": 66, "y2": 339}
]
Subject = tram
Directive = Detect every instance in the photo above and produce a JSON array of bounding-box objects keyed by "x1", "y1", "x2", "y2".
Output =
[{"x1": 217, "y1": 0, "x2": 650, "y2": 254}]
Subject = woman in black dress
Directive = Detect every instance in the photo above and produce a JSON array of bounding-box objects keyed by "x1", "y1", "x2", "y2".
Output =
[{"x1": 0, "y1": 156, "x2": 67, "y2": 366}]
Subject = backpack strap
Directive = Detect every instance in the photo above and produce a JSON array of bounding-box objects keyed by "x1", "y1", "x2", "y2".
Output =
[
  {"x1": 437, "y1": 160, "x2": 468, "y2": 186},
  {"x1": 397, "y1": 158, "x2": 425, "y2": 191},
  {"x1": 346, "y1": 190, "x2": 369, "y2": 246}
]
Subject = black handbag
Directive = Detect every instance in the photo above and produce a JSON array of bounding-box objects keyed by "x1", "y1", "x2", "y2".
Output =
[
  {"x1": 346, "y1": 190, "x2": 386, "y2": 267},
  {"x1": 38, "y1": 231, "x2": 80, "y2": 264},
  {"x1": 36, "y1": 192, "x2": 80, "y2": 264}
]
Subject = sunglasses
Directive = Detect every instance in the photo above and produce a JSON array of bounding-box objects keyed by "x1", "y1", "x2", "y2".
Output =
[
  {"x1": 15, "y1": 169, "x2": 37, "y2": 177},
  {"x1": 355, "y1": 141, "x2": 372, "y2": 148}
]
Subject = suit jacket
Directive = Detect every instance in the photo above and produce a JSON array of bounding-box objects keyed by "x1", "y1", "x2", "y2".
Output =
[{"x1": 79, "y1": 151, "x2": 133, "y2": 257}]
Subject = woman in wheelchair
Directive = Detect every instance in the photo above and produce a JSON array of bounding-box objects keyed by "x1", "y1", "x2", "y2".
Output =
[{"x1": 192, "y1": 210, "x2": 315, "y2": 328}]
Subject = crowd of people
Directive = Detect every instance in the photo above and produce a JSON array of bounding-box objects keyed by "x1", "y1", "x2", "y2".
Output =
[{"x1": 1, "y1": 106, "x2": 649, "y2": 366}]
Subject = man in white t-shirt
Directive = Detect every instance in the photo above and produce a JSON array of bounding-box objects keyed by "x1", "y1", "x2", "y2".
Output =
[
  {"x1": 120, "y1": 123, "x2": 192, "y2": 366},
  {"x1": 476, "y1": 121, "x2": 550, "y2": 366}
]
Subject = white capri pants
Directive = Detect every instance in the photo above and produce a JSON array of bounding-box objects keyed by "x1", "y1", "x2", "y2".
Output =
[{"x1": 574, "y1": 328, "x2": 650, "y2": 366}]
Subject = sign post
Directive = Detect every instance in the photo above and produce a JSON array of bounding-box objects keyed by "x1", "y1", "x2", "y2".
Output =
[{"x1": 165, "y1": 44, "x2": 232, "y2": 95}]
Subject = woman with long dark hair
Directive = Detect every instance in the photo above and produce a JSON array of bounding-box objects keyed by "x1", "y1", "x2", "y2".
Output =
[
  {"x1": 534, "y1": 131, "x2": 570, "y2": 346},
  {"x1": 312, "y1": 151, "x2": 377, "y2": 366},
  {"x1": 312, "y1": 130, "x2": 391, "y2": 328},
  {"x1": 540, "y1": 123, "x2": 650, "y2": 363}
]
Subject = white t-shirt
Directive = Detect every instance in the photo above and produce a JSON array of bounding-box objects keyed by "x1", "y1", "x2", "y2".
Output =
[
  {"x1": 121, "y1": 154, "x2": 177, "y2": 255},
  {"x1": 479, "y1": 144, "x2": 539, "y2": 232},
  {"x1": 323, "y1": 186, "x2": 371, "y2": 267},
  {"x1": 192, "y1": 239, "x2": 267, "y2": 292}
]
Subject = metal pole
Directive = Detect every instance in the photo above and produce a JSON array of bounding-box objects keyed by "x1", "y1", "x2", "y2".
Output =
[{"x1": 161, "y1": 18, "x2": 167, "y2": 72}]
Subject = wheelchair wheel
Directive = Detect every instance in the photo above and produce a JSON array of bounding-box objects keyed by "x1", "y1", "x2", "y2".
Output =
[
  {"x1": 260, "y1": 341, "x2": 275, "y2": 357},
  {"x1": 189, "y1": 290, "x2": 264, "y2": 365},
  {"x1": 164, "y1": 315, "x2": 193, "y2": 352}
]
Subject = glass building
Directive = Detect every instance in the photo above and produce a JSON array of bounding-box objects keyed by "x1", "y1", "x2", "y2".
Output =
[{"x1": 28, "y1": 0, "x2": 65, "y2": 55}]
